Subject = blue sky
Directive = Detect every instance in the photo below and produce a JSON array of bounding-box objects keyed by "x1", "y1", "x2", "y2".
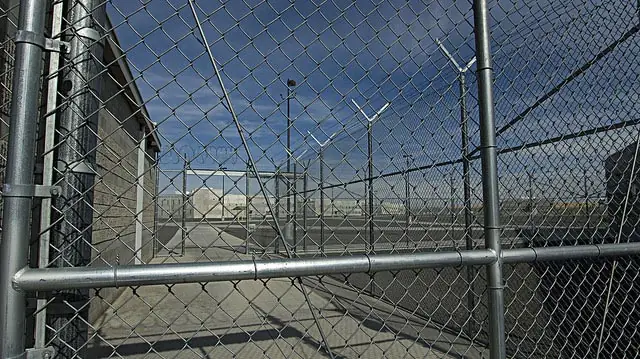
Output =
[{"x1": 105, "y1": 0, "x2": 639, "y2": 203}]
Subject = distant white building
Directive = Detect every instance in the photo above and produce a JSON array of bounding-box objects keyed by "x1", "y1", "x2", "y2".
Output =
[{"x1": 192, "y1": 188, "x2": 250, "y2": 220}]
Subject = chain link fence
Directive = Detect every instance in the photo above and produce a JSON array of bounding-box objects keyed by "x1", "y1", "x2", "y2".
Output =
[{"x1": 1, "y1": 0, "x2": 640, "y2": 358}]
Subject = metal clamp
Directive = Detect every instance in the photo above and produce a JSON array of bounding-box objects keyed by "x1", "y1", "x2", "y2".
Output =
[
  {"x1": 14, "y1": 30, "x2": 45, "y2": 49},
  {"x1": 3, "y1": 184, "x2": 61, "y2": 198},
  {"x1": 15, "y1": 30, "x2": 69, "y2": 53},
  {"x1": 25, "y1": 346, "x2": 56, "y2": 359}
]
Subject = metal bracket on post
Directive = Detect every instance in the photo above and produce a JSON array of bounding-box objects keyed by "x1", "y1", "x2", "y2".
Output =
[
  {"x1": 3, "y1": 184, "x2": 61, "y2": 198},
  {"x1": 45, "y1": 38, "x2": 70, "y2": 53},
  {"x1": 15, "y1": 30, "x2": 69, "y2": 53},
  {"x1": 24, "y1": 346, "x2": 56, "y2": 359},
  {"x1": 56, "y1": 161, "x2": 97, "y2": 175}
]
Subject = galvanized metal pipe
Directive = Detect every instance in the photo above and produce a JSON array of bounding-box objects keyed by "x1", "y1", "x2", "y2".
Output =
[
  {"x1": 34, "y1": 0, "x2": 64, "y2": 347},
  {"x1": 182, "y1": 154, "x2": 188, "y2": 255},
  {"x1": 50, "y1": 1, "x2": 106, "y2": 353},
  {"x1": 15, "y1": 250, "x2": 497, "y2": 291},
  {"x1": 367, "y1": 121, "x2": 374, "y2": 253},
  {"x1": 13, "y1": 242, "x2": 640, "y2": 292},
  {"x1": 0, "y1": 0, "x2": 48, "y2": 357},
  {"x1": 472, "y1": 1, "x2": 506, "y2": 357}
]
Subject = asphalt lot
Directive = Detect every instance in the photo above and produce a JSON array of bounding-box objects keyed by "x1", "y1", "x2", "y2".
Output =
[{"x1": 157, "y1": 211, "x2": 600, "y2": 255}]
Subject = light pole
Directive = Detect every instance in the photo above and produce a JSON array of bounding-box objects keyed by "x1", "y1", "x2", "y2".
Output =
[
  {"x1": 352, "y1": 100, "x2": 390, "y2": 254},
  {"x1": 309, "y1": 131, "x2": 337, "y2": 255},
  {"x1": 436, "y1": 38, "x2": 477, "y2": 335}
]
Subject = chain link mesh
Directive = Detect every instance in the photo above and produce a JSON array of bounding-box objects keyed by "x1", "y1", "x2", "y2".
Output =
[{"x1": 1, "y1": 0, "x2": 639, "y2": 358}]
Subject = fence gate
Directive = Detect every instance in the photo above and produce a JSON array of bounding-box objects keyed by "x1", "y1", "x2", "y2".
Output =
[{"x1": 1, "y1": 0, "x2": 640, "y2": 358}]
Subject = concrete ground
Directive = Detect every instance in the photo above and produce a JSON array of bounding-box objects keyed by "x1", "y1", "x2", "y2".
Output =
[{"x1": 87, "y1": 223, "x2": 489, "y2": 358}]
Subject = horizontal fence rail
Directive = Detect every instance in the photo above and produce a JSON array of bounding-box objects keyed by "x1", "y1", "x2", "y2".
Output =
[{"x1": 14, "y1": 242, "x2": 640, "y2": 292}]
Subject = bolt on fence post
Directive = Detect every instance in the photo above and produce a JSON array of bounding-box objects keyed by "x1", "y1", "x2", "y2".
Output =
[
  {"x1": 49, "y1": 0, "x2": 105, "y2": 355},
  {"x1": 473, "y1": 0, "x2": 506, "y2": 357},
  {"x1": 0, "y1": 0, "x2": 48, "y2": 356}
]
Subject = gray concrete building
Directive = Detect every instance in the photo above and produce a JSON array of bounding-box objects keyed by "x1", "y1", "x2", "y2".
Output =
[{"x1": 0, "y1": 3, "x2": 161, "y2": 323}]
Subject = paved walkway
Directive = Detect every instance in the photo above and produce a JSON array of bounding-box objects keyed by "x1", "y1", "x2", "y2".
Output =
[{"x1": 88, "y1": 224, "x2": 488, "y2": 358}]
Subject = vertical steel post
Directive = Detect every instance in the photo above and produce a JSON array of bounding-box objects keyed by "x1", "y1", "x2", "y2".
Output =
[
  {"x1": 303, "y1": 166, "x2": 308, "y2": 252},
  {"x1": 245, "y1": 164, "x2": 251, "y2": 255},
  {"x1": 34, "y1": 0, "x2": 64, "y2": 347},
  {"x1": 460, "y1": 74, "x2": 476, "y2": 335},
  {"x1": 450, "y1": 173, "x2": 456, "y2": 229},
  {"x1": 460, "y1": 73, "x2": 474, "y2": 248},
  {"x1": 405, "y1": 154, "x2": 411, "y2": 247},
  {"x1": 319, "y1": 151, "x2": 325, "y2": 254},
  {"x1": 134, "y1": 127, "x2": 146, "y2": 264},
  {"x1": 293, "y1": 161, "x2": 297, "y2": 253},
  {"x1": 0, "y1": 0, "x2": 47, "y2": 356},
  {"x1": 152, "y1": 164, "x2": 160, "y2": 257},
  {"x1": 181, "y1": 154, "x2": 187, "y2": 256},
  {"x1": 368, "y1": 121, "x2": 374, "y2": 253},
  {"x1": 529, "y1": 171, "x2": 534, "y2": 234},
  {"x1": 286, "y1": 83, "x2": 292, "y2": 251},
  {"x1": 584, "y1": 168, "x2": 590, "y2": 232},
  {"x1": 221, "y1": 171, "x2": 225, "y2": 220},
  {"x1": 473, "y1": 1, "x2": 506, "y2": 357},
  {"x1": 49, "y1": 0, "x2": 105, "y2": 355},
  {"x1": 275, "y1": 167, "x2": 280, "y2": 254}
]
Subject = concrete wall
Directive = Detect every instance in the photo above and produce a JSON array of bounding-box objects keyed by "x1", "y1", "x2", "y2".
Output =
[{"x1": 89, "y1": 73, "x2": 158, "y2": 322}]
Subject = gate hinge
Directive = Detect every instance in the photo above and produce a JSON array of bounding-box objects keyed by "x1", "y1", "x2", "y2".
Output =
[
  {"x1": 3, "y1": 184, "x2": 61, "y2": 198},
  {"x1": 24, "y1": 346, "x2": 56, "y2": 359}
]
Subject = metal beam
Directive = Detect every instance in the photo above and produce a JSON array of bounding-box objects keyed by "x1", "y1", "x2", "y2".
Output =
[
  {"x1": 0, "y1": 0, "x2": 48, "y2": 356},
  {"x1": 13, "y1": 242, "x2": 640, "y2": 292}
]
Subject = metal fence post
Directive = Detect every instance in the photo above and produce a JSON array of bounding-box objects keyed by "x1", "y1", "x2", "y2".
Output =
[
  {"x1": 473, "y1": 0, "x2": 506, "y2": 357},
  {"x1": 152, "y1": 164, "x2": 160, "y2": 257},
  {"x1": 0, "y1": 0, "x2": 48, "y2": 356},
  {"x1": 181, "y1": 154, "x2": 188, "y2": 256},
  {"x1": 293, "y1": 161, "x2": 297, "y2": 253},
  {"x1": 34, "y1": 0, "x2": 64, "y2": 347},
  {"x1": 245, "y1": 164, "x2": 251, "y2": 254},
  {"x1": 275, "y1": 167, "x2": 280, "y2": 254},
  {"x1": 303, "y1": 165, "x2": 308, "y2": 252},
  {"x1": 460, "y1": 73, "x2": 477, "y2": 335},
  {"x1": 319, "y1": 150, "x2": 325, "y2": 254},
  {"x1": 49, "y1": 0, "x2": 105, "y2": 355},
  {"x1": 368, "y1": 121, "x2": 374, "y2": 253},
  {"x1": 134, "y1": 126, "x2": 146, "y2": 264}
]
